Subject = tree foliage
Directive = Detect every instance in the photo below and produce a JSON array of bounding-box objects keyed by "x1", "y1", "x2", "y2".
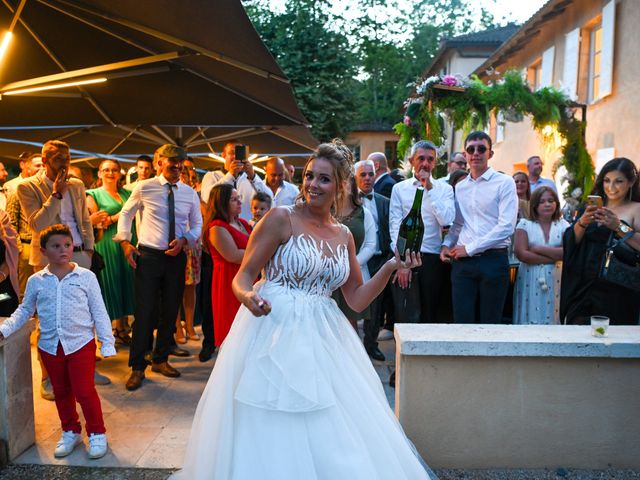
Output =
[
  {"x1": 244, "y1": 0, "x2": 358, "y2": 141},
  {"x1": 243, "y1": 0, "x2": 504, "y2": 140},
  {"x1": 395, "y1": 70, "x2": 594, "y2": 202}
]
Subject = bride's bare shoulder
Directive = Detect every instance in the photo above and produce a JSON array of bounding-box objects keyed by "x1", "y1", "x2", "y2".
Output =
[{"x1": 252, "y1": 206, "x2": 293, "y2": 241}]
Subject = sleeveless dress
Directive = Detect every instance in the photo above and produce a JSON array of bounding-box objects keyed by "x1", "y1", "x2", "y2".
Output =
[
  {"x1": 207, "y1": 218, "x2": 252, "y2": 346},
  {"x1": 86, "y1": 187, "x2": 135, "y2": 320},
  {"x1": 513, "y1": 218, "x2": 569, "y2": 325},
  {"x1": 332, "y1": 205, "x2": 374, "y2": 320},
  {"x1": 173, "y1": 207, "x2": 434, "y2": 480}
]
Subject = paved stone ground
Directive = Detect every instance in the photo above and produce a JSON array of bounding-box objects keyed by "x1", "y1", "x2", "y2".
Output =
[{"x1": 3, "y1": 324, "x2": 396, "y2": 473}]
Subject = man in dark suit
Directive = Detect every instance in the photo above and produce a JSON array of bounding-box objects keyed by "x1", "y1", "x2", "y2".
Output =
[
  {"x1": 368, "y1": 152, "x2": 396, "y2": 198},
  {"x1": 355, "y1": 160, "x2": 392, "y2": 361}
]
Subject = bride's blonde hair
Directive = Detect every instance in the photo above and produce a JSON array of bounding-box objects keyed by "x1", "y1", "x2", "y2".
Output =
[{"x1": 296, "y1": 138, "x2": 354, "y2": 214}]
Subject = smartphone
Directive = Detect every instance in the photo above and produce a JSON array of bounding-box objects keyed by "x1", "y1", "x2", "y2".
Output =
[
  {"x1": 586, "y1": 195, "x2": 603, "y2": 208},
  {"x1": 234, "y1": 144, "x2": 247, "y2": 162}
]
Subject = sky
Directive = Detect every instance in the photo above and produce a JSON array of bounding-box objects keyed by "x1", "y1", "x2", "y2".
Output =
[
  {"x1": 486, "y1": 0, "x2": 547, "y2": 23},
  {"x1": 266, "y1": 0, "x2": 549, "y2": 25}
]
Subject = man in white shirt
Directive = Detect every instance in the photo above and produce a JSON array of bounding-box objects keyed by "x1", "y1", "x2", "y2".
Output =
[
  {"x1": 390, "y1": 140, "x2": 455, "y2": 323},
  {"x1": 527, "y1": 155, "x2": 557, "y2": 192},
  {"x1": 265, "y1": 157, "x2": 299, "y2": 207},
  {"x1": 440, "y1": 151, "x2": 467, "y2": 183},
  {"x1": 441, "y1": 131, "x2": 518, "y2": 324},
  {"x1": 369, "y1": 152, "x2": 396, "y2": 198},
  {"x1": 124, "y1": 155, "x2": 155, "y2": 191},
  {"x1": 200, "y1": 141, "x2": 272, "y2": 221},
  {"x1": 355, "y1": 159, "x2": 393, "y2": 360},
  {"x1": 116, "y1": 144, "x2": 203, "y2": 391}
]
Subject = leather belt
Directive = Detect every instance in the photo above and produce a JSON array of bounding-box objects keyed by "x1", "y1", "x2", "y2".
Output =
[{"x1": 473, "y1": 248, "x2": 508, "y2": 257}]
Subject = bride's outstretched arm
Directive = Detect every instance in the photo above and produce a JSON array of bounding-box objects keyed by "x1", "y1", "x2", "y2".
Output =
[
  {"x1": 341, "y1": 235, "x2": 421, "y2": 313},
  {"x1": 232, "y1": 207, "x2": 291, "y2": 316}
]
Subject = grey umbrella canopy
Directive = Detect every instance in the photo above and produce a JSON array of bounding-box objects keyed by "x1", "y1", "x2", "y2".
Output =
[
  {"x1": 0, "y1": 124, "x2": 317, "y2": 167},
  {"x1": 0, "y1": 0, "x2": 312, "y2": 150}
]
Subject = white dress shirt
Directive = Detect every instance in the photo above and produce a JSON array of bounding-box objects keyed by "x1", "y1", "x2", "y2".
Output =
[
  {"x1": 115, "y1": 175, "x2": 202, "y2": 250},
  {"x1": 272, "y1": 181, "x2": 299, "y2": 207},
  {"x1": 443, "y1": 167, "x2": 518, "y2": 256},
  {"x1": 530, "y1": 176, "x2": 557, "y2": 193},
  {"x1": 389, "y1": 177, "x2": 455, "y2": 254},
  {"x1": 201, "y1": 170, "x2": 272, "y2": 222},
  {"x1": 357, "y1": 207, "x2": 377, "y2": 281},
  {"x1": 359, "y1": 191, "x2": 380, "y2": 255},
  {"x1": 0, "y1": 265, "x2": 116, "y2": 357}
]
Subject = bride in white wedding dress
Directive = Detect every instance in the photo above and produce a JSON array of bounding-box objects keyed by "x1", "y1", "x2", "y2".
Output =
[{"x1": 172, "y1": 140, "x2": 434, "y2": 480}]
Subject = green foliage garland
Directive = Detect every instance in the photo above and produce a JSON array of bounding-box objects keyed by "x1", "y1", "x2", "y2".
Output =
[{"x1": 394, "y1": 70, "x2": 594, "y2": 202}]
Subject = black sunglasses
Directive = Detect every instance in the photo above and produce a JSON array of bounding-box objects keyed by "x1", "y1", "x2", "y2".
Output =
[{"x1": 465, "y1": 145, "x2": 488, "y2": 155}]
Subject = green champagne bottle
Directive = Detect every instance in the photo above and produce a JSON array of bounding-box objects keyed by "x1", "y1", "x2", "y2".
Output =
[{"x1": 396, "y1": 187, "x2": 424, "y2": 261}]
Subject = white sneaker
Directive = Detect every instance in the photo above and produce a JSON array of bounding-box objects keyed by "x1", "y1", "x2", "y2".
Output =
[
  {"x1": 54, "y1": 431, "x2": 82, "y2": 458},
  {"x1": 377, "y1": 329, "x2": 394, "y2": 341},
  {"x1": 88, "y1": 433, "x2": 108, "y2": 459}
]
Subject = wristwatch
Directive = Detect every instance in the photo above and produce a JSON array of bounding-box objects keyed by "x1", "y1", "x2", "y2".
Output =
[
  {"x1": 617, "y1": 221, "x2": 634, "y2": 237},
  {"x1": 51, "y1": 191, "x2": 62, "y2": 200}
]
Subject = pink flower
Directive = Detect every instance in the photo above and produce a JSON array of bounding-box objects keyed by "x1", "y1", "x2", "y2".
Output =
[
  {"x1": 403, "y1": 116, "x2": 411, "y2": 126},
  {"x1": 442, "y1": 75, "x2": 458, "y2": 86}
]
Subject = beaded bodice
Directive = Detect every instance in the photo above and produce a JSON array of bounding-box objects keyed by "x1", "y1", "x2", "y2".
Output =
[{"x1": 263, "y1": 233, "x2": 350, "y2": 297}]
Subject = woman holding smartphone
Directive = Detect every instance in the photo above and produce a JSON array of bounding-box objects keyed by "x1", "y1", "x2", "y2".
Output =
[{"x1": 560, "y1": 157, "x2": 640, "y2": 324}]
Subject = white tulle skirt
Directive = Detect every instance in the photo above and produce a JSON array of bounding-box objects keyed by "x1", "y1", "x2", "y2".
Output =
[{"x1": 171, "y1": 282, "x2": 433, "y2": 480}]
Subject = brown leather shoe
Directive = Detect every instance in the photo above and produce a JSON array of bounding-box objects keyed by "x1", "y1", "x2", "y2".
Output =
[
  {"x1": 125, "y1": 370, "x2": 145, "y2": 391},
  {"x1": 151, "y1": 361, "x2": 181, "y2": 378}
]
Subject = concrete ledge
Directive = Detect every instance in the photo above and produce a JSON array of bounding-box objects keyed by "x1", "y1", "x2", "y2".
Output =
[
  {"x1": 0, "y1": 318, "x2": 35, "y2": 462},
  {"x1": 396, "y1": 324, "x2": 640, "y2": 358},
  {"x1": 395, "y1": 324, "x2": 640, "y2": 469}
]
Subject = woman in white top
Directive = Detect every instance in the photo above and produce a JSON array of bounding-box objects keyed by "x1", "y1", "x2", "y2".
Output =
[{"x1": 513, "y1": 186, "x2": 569, "y2": 324}]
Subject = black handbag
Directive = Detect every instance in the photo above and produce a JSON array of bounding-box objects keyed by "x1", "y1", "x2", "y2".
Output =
[
  {"x1": 598, "y1": 231, "x2": 640, "y2": 292},
  {"x1": 90, "y1": 250, "x2": 105, "y2": 274}
]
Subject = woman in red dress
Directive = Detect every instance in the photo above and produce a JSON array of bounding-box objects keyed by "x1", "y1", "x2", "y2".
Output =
[{"x1": 204, "y1": 184, "x2": 252, "y2": 347}]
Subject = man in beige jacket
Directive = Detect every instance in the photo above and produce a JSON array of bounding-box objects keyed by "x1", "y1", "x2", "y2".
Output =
[{"x1": 17, "y1": 140, "x2": 94, "y2": 269}]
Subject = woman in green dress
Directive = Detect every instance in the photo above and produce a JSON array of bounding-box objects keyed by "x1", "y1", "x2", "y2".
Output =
[{"x1": 86, "y1": 159, "x2": 136, "y2": 344}]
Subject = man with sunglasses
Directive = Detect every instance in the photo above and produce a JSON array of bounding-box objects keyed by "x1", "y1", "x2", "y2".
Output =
[{"x1": 441, "y1": 131, "x2": 518, "y2": 324}]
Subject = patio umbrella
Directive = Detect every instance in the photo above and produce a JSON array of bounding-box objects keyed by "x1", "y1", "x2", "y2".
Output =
[
  {"x1": 0, "y1": 123, "x2": 317, "y2": 166},
  {"x1": 0, "y1": 0, "x2": 311, "y2": 144}
]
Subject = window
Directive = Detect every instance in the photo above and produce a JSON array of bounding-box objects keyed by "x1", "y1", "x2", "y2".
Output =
[
  {"x1": 495, "y1": 111, "x2": 505, "y2": 143},
  {"x1": 582, "y1": 1, "x2": 615, "y2": 102},
  {"x1": 588, "y1": 24, "x2": 603, "y2": 102},
  {"x1": 528, "y1": 60, "x2": 542, "y2": 90}
]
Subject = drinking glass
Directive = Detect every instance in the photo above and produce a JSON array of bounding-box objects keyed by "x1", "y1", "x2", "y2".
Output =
[{"x1": 590, "y1": 316, "x2": 610, "y2": 338}]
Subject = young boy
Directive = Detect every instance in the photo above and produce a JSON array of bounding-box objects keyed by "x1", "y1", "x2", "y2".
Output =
[
  {"x1": 0, "y1": 224, "x2": 115, "y2": 460},
  {"x1": 249, "y1": 191, "x2": 272, "y2": 227}
]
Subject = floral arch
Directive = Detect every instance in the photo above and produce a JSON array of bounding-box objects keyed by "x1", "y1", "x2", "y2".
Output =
[{"x1": 394, "y1": 70, "x2": 594, "y2": 208}]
